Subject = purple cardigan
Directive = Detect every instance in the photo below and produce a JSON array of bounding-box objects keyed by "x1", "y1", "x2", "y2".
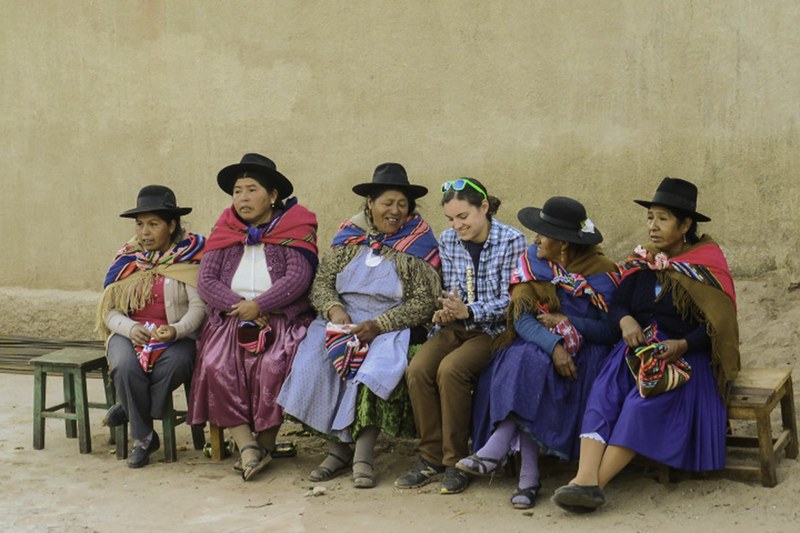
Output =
[{"x1": 198, "y1": 244, "x2": 314, "y2": 327}]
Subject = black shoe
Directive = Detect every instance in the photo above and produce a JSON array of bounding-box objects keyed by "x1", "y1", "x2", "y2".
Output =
[
  {"x1": 127, "y1": 432, "x2": 160, "y2": 469},
  {"x1": 551, "y1": 483, "x2": 605, "y2": 513},
  {"x1": 394, "y1": 458, "x2": 445, "y2": 489},
  {"x1": 440, "y1": 466, "x2": 470, "y2": 494},
  {"x1": 103, "y1": 404, "x2": 128, "y2": 428}
]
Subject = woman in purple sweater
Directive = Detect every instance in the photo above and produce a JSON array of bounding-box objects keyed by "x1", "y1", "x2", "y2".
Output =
[{"x1": 188, "y1": 153, "x2": 318, "y2": 481}]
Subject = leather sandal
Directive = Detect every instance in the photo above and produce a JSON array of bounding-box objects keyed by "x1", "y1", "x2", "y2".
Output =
[
  {"x1": 352, "y1": 460, "x2": 376, "y2": 489},
  {"x1": 511, "y1": 484, "x2": 541, "y2": 510},
  {"x1": 308, "y1": 451, "x2": 352, "y2": 482},
  {"x1": 240, "y1": 445, "x2": 271, "y2": 481},
  {"x1": 455, "y1": 454, "x2": 504, "y2": 476}
]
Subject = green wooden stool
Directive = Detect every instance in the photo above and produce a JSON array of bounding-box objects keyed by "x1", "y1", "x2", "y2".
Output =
[
  {"x1": 31, "y1": 347, "x2": 116, "y2": 454},
  {"x1": 114, "y1": 381, "x2": 205, "y2": 462}
]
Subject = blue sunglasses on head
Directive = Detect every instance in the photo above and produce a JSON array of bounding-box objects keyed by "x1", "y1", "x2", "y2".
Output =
[{"x1": 441, "y1": 178, "x2": 488, "y2": 200}]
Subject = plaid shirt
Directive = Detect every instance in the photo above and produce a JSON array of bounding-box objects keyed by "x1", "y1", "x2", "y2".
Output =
[{"x1": 438, "y1": 219, "x2": 526, "y2": 336}]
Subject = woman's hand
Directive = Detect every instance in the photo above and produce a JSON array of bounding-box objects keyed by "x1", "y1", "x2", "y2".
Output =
[
  {"x1": 551, "y1": 343, "x2": 577, "y2": 380},
  {"x1": 537, "y1": 312, "x2": 568, "y2": 329},
  {"x1": 152, "y1": 325, "x2": 177, "y2": 342},
  {"x1": 327, "y1": 305, "x2": 352, "y2": 325},
  {"x1": 432, "y1": 308, "x2": 456, "y2": 326},
  {"x1": 350, "y1": 320, "x2": 381, "y2": 343},
  {"x1": 439, "y1": 288, "x2": 470, "y2": 320},
  {"x1": 129, "y1": 323, "x2": 152, "y2": 346},
  {"x1": 657, "y1": 339, "x2": 689, "y2": 363},
  {"x1": 620, "y1": 315, "x2": 645, "y2": 348},
  {"x1": 229, "y1": 300, "x2": 260, "y2": 321}
]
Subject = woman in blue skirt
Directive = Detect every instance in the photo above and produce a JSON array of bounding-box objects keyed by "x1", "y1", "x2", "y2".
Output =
[
  {"x1": 459, "y1": 196, "x2": 618, "y2": 509},
  {"x1": 552, "y1": 178, "x2": 739, "y2": 513}
]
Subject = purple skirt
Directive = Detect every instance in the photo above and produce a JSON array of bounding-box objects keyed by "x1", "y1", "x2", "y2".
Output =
[
  {"x1": 581, "y1": 339, "x2": 727, "y2": 471},
  {"x1": 188, "y1": 314, "x2": 308, "y2": 432},
  {"x1": 472, "y1": 338, "x2": 609, "y2": 461}
]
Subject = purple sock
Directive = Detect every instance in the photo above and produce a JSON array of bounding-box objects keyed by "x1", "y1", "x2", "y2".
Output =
[
  {"x1": 474, "y1": 418, "x2": 518, "y2": 461},
  {"x1": 518, "y1": 432, "x2": 540, "y2": 489}
]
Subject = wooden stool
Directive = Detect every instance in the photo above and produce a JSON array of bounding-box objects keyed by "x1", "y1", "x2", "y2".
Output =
[
  {"x1": 208, "y1": 424, "x2": 226, "y2": 461},
  {"x1": 31, "y1": 347, "x2": 116, "y2": 454},
  {"x1": 114, "y1": 381, "x2": 205, "y2": 462},
  {"x1": 725, "y1": 367, "x2": 798, "y2": 487}
]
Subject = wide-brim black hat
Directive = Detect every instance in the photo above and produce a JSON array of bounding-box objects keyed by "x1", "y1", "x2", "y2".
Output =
[
  {"x1": 352, "y1": 162, "x2": 428, "y2": 199},
  {"x1": 217, "y1": 153, "x2": 294, "y2": 199},
  {"x1": 517, "y1": 196, "x2": 603, "y2": 245},
  {"x1": 634, "y1": 177, "x2": 710, "y2": 222},
  {"x1": 119, "y1": 185, "x2": 192, "y2": 218}
]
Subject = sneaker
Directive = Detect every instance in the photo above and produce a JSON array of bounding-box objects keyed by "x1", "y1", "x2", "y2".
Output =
[
  {"x1": 127, "y1": 432, "x2": 160, "y2": 469},
  {"x1": 394, "y1": 458, "x2": 445, "y2": 489},
  {"x1": 440, "y1": 467, "x2": 470, "y2": 494}
]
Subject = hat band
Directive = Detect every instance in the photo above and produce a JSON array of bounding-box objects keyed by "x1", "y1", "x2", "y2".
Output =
[
  {"x1": 137, "y1": 195, "x2": 176, "y2": 209},
  {"x1": 650, "y1": 191, "x2": 696, "y2": 212},
  {"x1": 540, "y1": 211, "x2": 579, "y2": 230}
]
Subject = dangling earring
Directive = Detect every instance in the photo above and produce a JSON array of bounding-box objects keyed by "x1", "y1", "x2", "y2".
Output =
[
  {"x1": 271, "y1": 203, "x2": 275, "y2": 208},
  {"x1": 683, "y1": 233, "x2": 687, "y2": 244}
]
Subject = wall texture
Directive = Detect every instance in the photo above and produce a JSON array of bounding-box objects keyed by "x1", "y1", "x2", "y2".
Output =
[{"x1": 1, "y1": 1, "x2": 798, "y2": 336}]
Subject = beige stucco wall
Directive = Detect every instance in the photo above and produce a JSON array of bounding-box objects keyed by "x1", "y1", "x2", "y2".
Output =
[{"x1": 1, "y1": 1, "x2": 798, "y2": 336}]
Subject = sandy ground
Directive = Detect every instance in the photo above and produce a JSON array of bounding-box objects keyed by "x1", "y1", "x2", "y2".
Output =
[{"x1": 2, "y1": 271, "x2": 799, "y2": 532}]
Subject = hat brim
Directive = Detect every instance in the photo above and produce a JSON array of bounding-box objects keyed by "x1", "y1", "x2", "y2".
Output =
[
  {"x1": 351, "y1": 182, "x2": 428, "y2": 199},
  {"x1": 119, "y1": 206, "x2": 192, "y2": 219},
  {"x1": 633, "y1": 200, "x2": 711, "y2": 222},
  {"x1": 217, "y1": 163, "x2": 294, "y2": 199},
  {"x1": 517, "y1": 207, "x2": 603, "y2": 245}
]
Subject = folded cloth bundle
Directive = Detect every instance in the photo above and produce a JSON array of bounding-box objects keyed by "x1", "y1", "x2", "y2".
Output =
[
  {"x1": 237, "y1": 320, "x2": 272, "y2": 354},
  {"x1": 325, "y1": 322, "x2": 370, "y2": 380},
  {"x1": 135, "y1": 322, "x2": 171, "y2": 373},
  {"x1": 537, "y1": 303, "x2": 583, "y2": 356},
  {"x1": 625, "y1": 323, "x2": 692, "y2": 397}
]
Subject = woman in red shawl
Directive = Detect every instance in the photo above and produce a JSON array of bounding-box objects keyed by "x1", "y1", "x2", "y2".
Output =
[
  {"x1": 188, "y1": 153, "x2": 318, "y2": 481},
  {"x1": 553, "y1": 178, "x2": 739, "y2": 513}
]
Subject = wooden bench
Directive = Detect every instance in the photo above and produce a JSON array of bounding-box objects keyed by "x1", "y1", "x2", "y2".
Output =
[
  {"x1": 31, "y1": 347, "x2": 115, "y2": 454},
  {"x1": 724, "y1": 367, "x2": 798, "y2": 487}
]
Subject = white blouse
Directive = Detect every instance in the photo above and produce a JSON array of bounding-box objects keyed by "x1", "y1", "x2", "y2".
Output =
[{"x1": 231, "y1": 244, "x2": 272, "y2": 300}]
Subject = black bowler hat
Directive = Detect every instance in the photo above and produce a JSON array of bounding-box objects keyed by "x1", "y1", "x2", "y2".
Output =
[
  {"x1": 119, "y1": 185, "x2": 192, "y2": 218},
  {"x1": 634, "y1": 177, "x2": 710, "y2": 222},
  {"x1": 517, "y1": 196, "x2": 603, "y2": 245},
  {"x1": 352, "y1": 163, "x2": 428, "y2": 199},
  {"x1": 217, "y1": 153, "x2": 294, "y2": 199}
]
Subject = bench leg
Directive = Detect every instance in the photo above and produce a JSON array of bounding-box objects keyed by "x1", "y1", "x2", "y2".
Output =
[
  {"x1": 101, "y1": 365, "x2": 117, "y2": 445},
  {"x1": 210, "y1": 424, "x2": 225, "y2": 461},
  {"x1": 780, "y1": 379, "x2": 798, "y2": 459},
  {"x1": 756, "y1": 409, "x2": 777, "y2": 487},
  {"x1": 63, "y1": 373, "x2": 77, "y2": 438},
  {"x1": 162, "y1": 392, "x2": 177, "y2": 463},
  {"x1": 183, "y1": 382, "x2": 205, "y2": 451},
  {"x1": 115, "y1": 425, "x2": 128, "y2": 460},
  {"x1": 74, "y1": 370, "x2": 92, "y2": 454},
  {"x1": 33, "y1": 368, "x2": 46, "y2": 450}
]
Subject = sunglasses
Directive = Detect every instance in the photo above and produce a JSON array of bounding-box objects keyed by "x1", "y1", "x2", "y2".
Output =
[{"x1": 440, "y1": 178, "x2": 488, "y2": 200}]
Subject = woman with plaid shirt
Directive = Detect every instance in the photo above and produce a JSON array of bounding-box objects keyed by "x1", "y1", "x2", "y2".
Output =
[{"x1": 395, "y1": 177, "x2": 526, "y2": 495}]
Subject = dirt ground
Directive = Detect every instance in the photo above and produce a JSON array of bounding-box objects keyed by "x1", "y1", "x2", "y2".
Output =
[{"x1": 2, "y1": 271, "x2": 799, "y2": 532}]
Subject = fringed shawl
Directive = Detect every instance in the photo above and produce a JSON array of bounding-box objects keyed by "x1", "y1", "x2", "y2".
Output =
[
  {"x1": 617, "y1": 236, "x2": 739, "y2": 396},
  {"x1": 331, "y1": 211, "x2": 440, "y2": 268},
  {"x1": 95, "y1": 233, "x2": 205, "y2": 339},
  {"x1": 493, "y1": 244, "x2": 618, "y2": 350}
]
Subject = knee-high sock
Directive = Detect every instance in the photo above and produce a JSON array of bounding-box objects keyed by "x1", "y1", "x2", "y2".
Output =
[
  {"x1": 229, "y1": 424, "x2": 256, "y2": 452},
  {"x1": 353, "y1": 426, "x2": 380, "y2": 465},
  {"x1": 473, "y1": 418, "x2": 517, "y2": 460},
  {"x1": 518, "y1": 431, "x2": 540, "y2": 489},
  {"x1": 256, "y1": 426, "x2": 279, "y2": 452}
]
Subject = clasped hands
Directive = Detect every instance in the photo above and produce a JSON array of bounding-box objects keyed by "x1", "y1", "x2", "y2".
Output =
[
  {"x1": 433, "y1": 288, "x2": 470, "y2": 326},
  {"x1": 327, "y1": 304, "x2": 381, "y2": 343},
  {"x1": 129, "y1": 323, "x2": 176, "y2": 346},
  {"x1": 536, "y1": 312, "x2": 578, "y2": 381},
  {"x1": 619, "y1": 315, "x2": 687, "y2": 362}
]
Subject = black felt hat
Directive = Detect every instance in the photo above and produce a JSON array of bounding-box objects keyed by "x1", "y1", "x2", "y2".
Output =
[
  {"x1": 517, "y1": 196, "x2": 603, "y2": 245},
  {"x1": 217, "y1": 153, "x2": 294, "y2": 199},
  {"x1": 634, "y1": 177, "x2": 710, "y2": 222},
  {"x1": 119, "y1": 185, "x2": 192, "y2": 218},
  {"x1": 351, "y1": 163, "x2": 428, "y2": 199}
]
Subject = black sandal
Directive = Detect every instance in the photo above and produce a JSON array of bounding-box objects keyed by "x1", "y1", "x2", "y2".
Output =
[
  {"x1": 240, "y1": 444, "x2": 271, "y2": 481},
  {"x1": 511, "y1": 484, "x2": 541, "y2": 509},
  {"x1": 308, "y1": 451, "x2": 352, "y2": 482},
  {"x1": 352, "y1": 460, "x2": 376, "y2": 489},
  {"x1": 455, "y1": 454, "x2": 504, "y2": 476}
]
